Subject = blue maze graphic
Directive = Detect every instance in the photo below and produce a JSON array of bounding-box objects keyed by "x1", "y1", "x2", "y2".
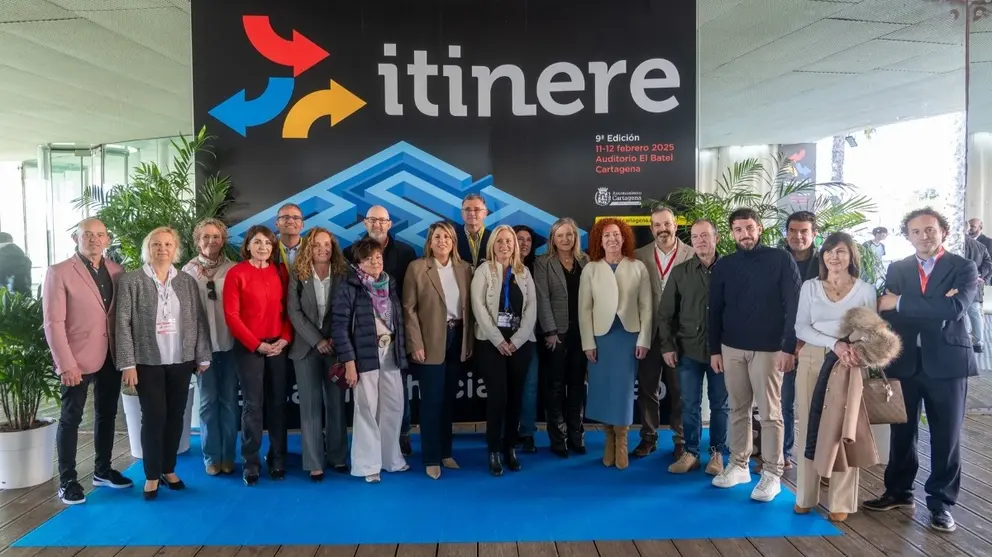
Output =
[{"x1": 228, "y1": 141, "x2": 588, "y2": 255}]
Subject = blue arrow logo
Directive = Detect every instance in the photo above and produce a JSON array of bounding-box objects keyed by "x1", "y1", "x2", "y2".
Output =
[{"x1": 208, "y1": 77, "x2": 295, "y2": 136}]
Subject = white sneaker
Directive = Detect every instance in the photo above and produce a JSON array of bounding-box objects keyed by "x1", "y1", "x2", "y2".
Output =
[
  {"x1": 750, "y1": 471, "x2": 782, "y2": 502},
  {"x1": 712, "y1": 463, "x2": 751, "y2": 488}
]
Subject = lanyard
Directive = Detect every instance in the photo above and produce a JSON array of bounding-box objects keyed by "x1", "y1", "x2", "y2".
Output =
[
  {"x1": 153, "y1": 273, "x2": 174, "y2": 320},
  {"x1": 654, "y1": 244, "x2": 678, "y2": 280},
  {"x1": 917, "y1": 247, "x2": 945, "y2": 293},
  {"x1": 502, "y1": 267, "x2": 513, "y2": 311},
  {"x1": 468, "y1": 228, "x2": 485, "y2": 266}
]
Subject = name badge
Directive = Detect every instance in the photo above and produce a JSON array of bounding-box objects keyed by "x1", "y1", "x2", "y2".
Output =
[
  {"x1": 156, "y1": 318, "x2": 178, "y2": 335},
  {"x1": 497, "y1": 311, "x2": 520, "y2": 329}
]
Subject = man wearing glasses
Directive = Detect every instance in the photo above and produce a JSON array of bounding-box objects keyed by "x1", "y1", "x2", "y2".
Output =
[
  {"x1": 274, "y1": 203, "x2": 305, "y2": 271},
  {"x1": 43, "y1": 218, "x2": 133, "y2": 505},
  {"x1": 455, "y1": 194, "x2": 492, "y2": 269},
  {"x1": 345, "y1": 205, "x2": 418, "y2": 455}
]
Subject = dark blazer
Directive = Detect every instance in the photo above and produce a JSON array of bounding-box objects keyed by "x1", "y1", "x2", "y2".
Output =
[
  {"x1": 286, "y1": 270, "x2": 344, "y2": 361},
  {"x1": 964, "y1": 237, "x2": 992, "y2": 303},
  {"x1": 455, "y1": 225, "x2": 492, "y2": 269},
  {"x1": 331, "y1": 269, "x2": 409, "y2": 373},
  {"x1": 976, "y1": 234, "x2": 992, "y2": 262},
  {"x1": 880, "y1": 250, "x2": 979, "y2": 380},
  {"x1": 533, "y1": 252, "x2": 587, "y2": 336}
]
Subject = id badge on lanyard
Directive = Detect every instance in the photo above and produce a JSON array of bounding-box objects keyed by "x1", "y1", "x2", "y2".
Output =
[
  {"x1": 497, "y1": 268, "x2": 520, "y2": 329},
  {"x1": 155, "y1": 281, "x2": 178, "y2": 336}
]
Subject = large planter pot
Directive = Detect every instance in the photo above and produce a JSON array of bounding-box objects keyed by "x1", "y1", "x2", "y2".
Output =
[
  {"x1": 0, "y1": 418, "x2": 58, "y2": 489},
  {"x1": 122, "y1": 385, "x2": 196, "y2": 459},
  {"x1": 871, "y1": 424, "x2": 891, "y2": 461}
]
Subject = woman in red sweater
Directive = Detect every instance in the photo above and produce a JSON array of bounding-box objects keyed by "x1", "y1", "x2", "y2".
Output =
[{"x1": 223, "y1": 225, "x2": 292, "y2": 486}]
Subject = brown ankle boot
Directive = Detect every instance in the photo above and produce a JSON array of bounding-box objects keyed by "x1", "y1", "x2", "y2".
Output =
[
  {"x1": 615, "y1": 426, "x2": 630, "y2": 469},
  {"x1": 603, "y1": 427, "x2": 617, "y2": 467}
]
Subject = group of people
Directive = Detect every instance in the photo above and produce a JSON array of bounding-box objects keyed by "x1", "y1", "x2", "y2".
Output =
[{"x1": 40, "y1": 192, "x2": 979, "y2": 535}]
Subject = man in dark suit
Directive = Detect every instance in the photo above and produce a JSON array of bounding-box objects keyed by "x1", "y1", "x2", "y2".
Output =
[
  {"x1": 0, "y1": 232, "x2": 31, "y2": 295},
  {"x1": 344, "y1": 205, "x2": 417, "y2": 455},
  {"x1": 967, "y1": 218, "x2": 992, "y2": 256},
  {"x1": 864, "y1": 208, "x2": 979, "y2": 533},
  {"x1": 964, "y1": 236, "x2": 991, "y2": 352},
  {"x1": 454, "y1": 193, "x2": 492, "y2": 269}
]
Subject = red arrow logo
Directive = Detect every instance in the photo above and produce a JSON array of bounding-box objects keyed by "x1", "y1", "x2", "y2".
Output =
[{"x1": 242, "y1": 15, "x2": 329, "y2": 77}]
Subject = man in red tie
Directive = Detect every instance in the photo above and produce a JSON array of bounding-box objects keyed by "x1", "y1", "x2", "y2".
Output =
[{"x1": 864, "y1": 208, "x2": 978, "y2": 534}]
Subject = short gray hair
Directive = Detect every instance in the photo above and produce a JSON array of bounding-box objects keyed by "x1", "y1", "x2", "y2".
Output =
[
  {"x1": 141, "y1": 226, "x2": 183, "y2": 265},
  {"x1": 461, "y1": 193, "x2": 488, "y2": 210}
]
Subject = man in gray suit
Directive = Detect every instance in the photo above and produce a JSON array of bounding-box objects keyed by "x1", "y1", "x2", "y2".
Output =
[{"x1": 632, "y1": 206, "x2": 693, "y2": 458}]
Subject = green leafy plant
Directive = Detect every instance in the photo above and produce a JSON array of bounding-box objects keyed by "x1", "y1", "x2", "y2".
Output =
[
  {"x1": 0, "y1": 288, "x2": 59, "y2": 431},
  {"x1": 644, "y1": 154, "x2": 885, "y2": 285},
  {"x1": 74, "y1": 126, "x2": 235, "y2": 271}
]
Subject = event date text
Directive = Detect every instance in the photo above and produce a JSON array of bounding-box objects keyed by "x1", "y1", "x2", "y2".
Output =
[{"x1": 595, "y1": 143, "x2": 675, "y2": 153}]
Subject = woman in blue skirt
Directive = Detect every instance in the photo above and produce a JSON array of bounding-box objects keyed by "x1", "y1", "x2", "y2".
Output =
[{"x1": 578, "y1": 218, "x2": 653, "y2": 470}]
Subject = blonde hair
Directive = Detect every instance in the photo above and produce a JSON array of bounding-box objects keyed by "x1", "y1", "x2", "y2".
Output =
[
  {"x1": 546, "y1": 217, "x2": 586, "y2": 262},
  {"x1": 423, "y1": 221, "x2": 463, "y2": 264},
  {"x1": 485, "y1": 224, "x2": 524, "y2": 274},
  {"x1": 192, "y1": 218, "x2": 229, "y2": 247},
  {"x1": 141, "y1": 226, "x2": 182, "y2": 264}
]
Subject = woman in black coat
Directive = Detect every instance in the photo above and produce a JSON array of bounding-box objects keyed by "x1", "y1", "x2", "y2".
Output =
[{"x1": 331, "y1": 236, "x2": 409, "y2": 483}]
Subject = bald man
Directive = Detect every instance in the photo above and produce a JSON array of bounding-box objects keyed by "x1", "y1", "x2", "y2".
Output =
[
  {"x1": 344, "y1": 206, "x2": 418, "y2": 454},
  {"x1": 968, "y1": 218, "x2": 992, "y2": 255}
]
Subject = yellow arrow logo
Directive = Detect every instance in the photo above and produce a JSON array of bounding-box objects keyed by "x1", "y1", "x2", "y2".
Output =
[{"x1": 282, "y1": 80, "x2": 366, "y2": 139}]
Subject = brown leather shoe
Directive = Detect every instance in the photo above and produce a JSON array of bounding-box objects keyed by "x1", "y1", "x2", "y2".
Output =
[
  {"x1": 615, "y1": 427, "x2": 630, "y2": 469},
  {"x1": 829, "y1": 512, "x2": 848, "y2": 522},
  {"x1": 673, "y1": 443, "x2": 685, "y2": 459},
  {"x1": 631, "y1": 439, "x2": 656, "y2": 458},
  {"x1": 220, "y1": 462, "x2": 235, "y2": 474},
  {"x1": 603, "y1": 427, "x2": 616, "y2": 467},
  {"x1": 205, "y1": 464, "x2": 220, "y2": 476},
  {"x1": 794, "y1": 505, "x2": 811, "y2": 515}
]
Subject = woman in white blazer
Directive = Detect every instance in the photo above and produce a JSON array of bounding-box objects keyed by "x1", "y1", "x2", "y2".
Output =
[
  {"x1": 471, "y1": 225, "x2": 537, "y2": 477},
  {"x1": 579, "y1": 218, "x2": 652, "y2": 470}
]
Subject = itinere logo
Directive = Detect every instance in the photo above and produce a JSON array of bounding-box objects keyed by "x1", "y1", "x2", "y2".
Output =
[{"x1": 208, "y1": 15, "x2": 366, "y2": 139}]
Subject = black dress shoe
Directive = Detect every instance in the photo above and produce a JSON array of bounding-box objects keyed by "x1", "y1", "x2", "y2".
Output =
[
  {"x1": 400, "y1": 435, "x2": 413, "y2": 456},
  {"x1": 243, "y1": 471, "x2": 259, "y2": 486},
  {"x1": 862, "y1": 493, "x2": 915, "y2": 512},
  {"x1": 520, "y1": 435, "x2": 537, "y2": 453},
  {"x1": 143, "y1": 487, "x2": 158, "y2": 501},
  {"x1": 332, "y1": 464, "x2": 349, "y2": 474},
  {"x1": 568, "y1": 440, "x2": 587, "y2": 455},
  {"x1": 931, "y1": 510, "x2": 956, "y2": 532},
  {"x1": 550, "y1": 444, "x2": 569, "y2": 458},
  {"x1": 974, "y1": 344, "x2": 984, "y2": 354},
  {"x1": 488, "y1": 452, "x2": 504, "y2": 476},
  {"x1": 504, "y1": 449, "x2": 522, "y2": 472},
  {"x1": 159, "y1": 475, "x2": 185, "y2": 491},
  {"x1": 310, "y1": 472, "x2": 324, "y2": 483},
  {"x1": 269, "y1": 469, "x2": 286, "y2": 480}
]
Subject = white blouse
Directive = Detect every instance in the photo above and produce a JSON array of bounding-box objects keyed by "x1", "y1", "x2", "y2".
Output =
[
  {"x1": 795, "y1": 278, "x2": 877, "y2": 350},
  {"x1": 143, "y1": 264, "x2": 183, "y2": 365},
  {"x1": 313, "y1": 272, "x2": 332, "y2": 324},
  {"x1": 435, "y1": 258, "x2": 461, "y2": 321}
]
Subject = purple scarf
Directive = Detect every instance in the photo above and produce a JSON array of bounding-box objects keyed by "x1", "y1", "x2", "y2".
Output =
[{"x1": 354, "y1": 265, "x2": 392, "y2": 329}]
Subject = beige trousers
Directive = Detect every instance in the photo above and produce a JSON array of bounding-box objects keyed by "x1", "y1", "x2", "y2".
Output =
[
  {"x1": 722, "y1": 345, "x2": 783, "y2": 476},
  {"x1": 795, "y1": 345, "x2": 859, "y2": 514}
]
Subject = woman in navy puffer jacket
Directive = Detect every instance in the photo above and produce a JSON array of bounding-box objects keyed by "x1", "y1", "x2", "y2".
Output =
[{"x1": 331, "y1": 236, "x2": 410, "y2": 483}]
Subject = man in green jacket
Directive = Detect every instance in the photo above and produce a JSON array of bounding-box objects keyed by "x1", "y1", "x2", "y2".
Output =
[{"x1": 658, "y1": 218, "x2": 729, "y2": 475}]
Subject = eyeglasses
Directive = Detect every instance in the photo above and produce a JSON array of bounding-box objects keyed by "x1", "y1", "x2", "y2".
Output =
[
  {"x1": 365, "y1": 217, "x2": 391, "y2": 225},
  {"x1": 277, "y1": 215, "x2": 303, "y2": 222},
  {"x1": 206, "y1": 280, "x2": 217, "y2": 301}
]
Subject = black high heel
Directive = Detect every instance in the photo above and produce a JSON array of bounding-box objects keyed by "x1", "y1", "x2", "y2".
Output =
[
  {"x1": 143, "y1": 486, "x2": 159, "y2": 501},
  {"x1": 160, "y1": 475, "x2": 185, "y2": 491}
]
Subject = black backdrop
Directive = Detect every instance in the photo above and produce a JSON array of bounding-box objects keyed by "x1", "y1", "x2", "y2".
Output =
[{"x1": 191, "y1": 0, "x2": 697, "y2": 427}]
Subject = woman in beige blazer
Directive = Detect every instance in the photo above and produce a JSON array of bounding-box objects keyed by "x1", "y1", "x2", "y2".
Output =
[
  {"x1": 578, "y1": 218, "x2": 652, "y2": 470},
  {"x1": 403, "y1": 221, "x2": 474, "y2": 480},
  {"x1": 471, "y1": 225, "x2": 537, "y2": 477}
]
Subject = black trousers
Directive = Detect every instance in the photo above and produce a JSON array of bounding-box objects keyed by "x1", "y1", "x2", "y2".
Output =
[
  {"x1": 414, "y1": 326, "x2": 463, "y2": 466},
  {"x1": 135, "y1": 362, "x2": 195, "y2": 480},
  {"x1": 546, "y1": 328, "x2": 586, "y2": 448},
  {"x1": 884, "y1": 349, "x2": 969, "y2": 513},
  {"x1": 234, "y1": 343, "x2": 288, "y2": 473},
  {"x1": 477, "y1": 338, "x2": 533, "y2": 453},
  {"x1": 57, "y1": 353, "x2": 120, "y2": 483}
]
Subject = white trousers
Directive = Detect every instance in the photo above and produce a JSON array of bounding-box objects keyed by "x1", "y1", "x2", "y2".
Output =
[{"x1": 351, "y1": 364, "x2": 407, "y2": 477}]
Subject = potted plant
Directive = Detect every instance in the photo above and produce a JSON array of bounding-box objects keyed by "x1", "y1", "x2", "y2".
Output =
[
  {"x1": 0, "y1": 288, "x2": 61, "y2": 488},
  {"x1": 74, "y1": 126, "x2": 234, "y2": 458}
]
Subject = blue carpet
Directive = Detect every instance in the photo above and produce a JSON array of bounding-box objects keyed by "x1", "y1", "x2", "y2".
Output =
[{"x1": 15, "y1": 430, "x2": 839, "y2": 546}]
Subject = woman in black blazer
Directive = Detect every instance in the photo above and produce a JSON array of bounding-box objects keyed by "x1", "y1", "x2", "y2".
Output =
[{"x1": 287, "y1": 227, "x2": 350, "y2": 481}]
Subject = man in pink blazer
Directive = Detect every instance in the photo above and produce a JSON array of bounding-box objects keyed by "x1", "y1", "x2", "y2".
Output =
[{"x1": 43, "y1": 218, "x2": 133, "y2": 505}]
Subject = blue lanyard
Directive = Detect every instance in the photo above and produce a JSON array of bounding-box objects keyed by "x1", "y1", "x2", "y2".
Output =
[{"x1": 502, "y1": 267, "x2": 512, "y2": 311}]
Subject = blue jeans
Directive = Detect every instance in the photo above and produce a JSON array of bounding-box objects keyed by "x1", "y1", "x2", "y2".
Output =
[
  {"x1": 966, "y1": 301, "x2": 984, "y2": 347},
  {"x1": 678, "y1": 356, "x2": 728, "y2": 457},
  {"x1": 197, "y1": 349, "x2": 240, "y2": 466},
  {"x1": 782, "y1": 368, "x2": 796, "y2": 460},
  {"x1": 519, "y1": 349, "x2": 539, "y2": 437}
]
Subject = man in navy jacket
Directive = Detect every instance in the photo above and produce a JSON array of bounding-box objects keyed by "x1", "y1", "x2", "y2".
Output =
[{"x1": 864, "y1": 208, "x2": 978, "y2": 534}]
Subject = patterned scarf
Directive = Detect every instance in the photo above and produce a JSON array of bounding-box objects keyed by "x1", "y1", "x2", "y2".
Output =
[
  {"x1": 354, "y1": 265, "x2": 392, "y2": 328},
  {"x1": 183, "y1": 254, "x2": 229, "y2": 279}
]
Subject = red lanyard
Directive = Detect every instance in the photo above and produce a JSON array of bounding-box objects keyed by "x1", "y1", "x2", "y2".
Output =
[
  {"x1": 654, "y1": 244, "x2": 678, "y2": 280},
  {"x1": 917, "y1": 247, "x2": 945, "y2": 293}
]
